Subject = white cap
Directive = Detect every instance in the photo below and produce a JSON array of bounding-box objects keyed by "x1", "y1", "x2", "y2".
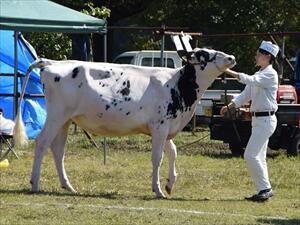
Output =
[{"x1": 259, "y1": 40, "x2": 279, "y2": 57}]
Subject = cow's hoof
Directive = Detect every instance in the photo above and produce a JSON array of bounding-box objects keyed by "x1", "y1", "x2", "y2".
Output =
[
  {"x1": 29, "y1": 189, "x2": 39, "y2": 194},
  {"x1": 62, "y1": 185, "x2": 77, "y2": 193},
  {"x1": 155, "y1": 193, "x2": 166, "y2": 199},
  {"x1": 165, "y1": 185, "x2": 173, "y2": 196},
  {"x1": 30, "y1": 183, "x2": 40, "y2": 193}
]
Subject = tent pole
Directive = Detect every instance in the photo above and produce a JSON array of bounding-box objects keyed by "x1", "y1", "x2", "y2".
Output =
[
  {"x1": 103, "y1": 32, "x2": 107, "y2": 165},
  {"x1": 13, "y1": 31, "x2": 19, "y2": 119}
]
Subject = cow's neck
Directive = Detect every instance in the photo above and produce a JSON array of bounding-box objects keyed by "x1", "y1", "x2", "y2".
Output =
[
  {"x1": 194, "y1": 66, "x2": 220, "y2": 98},
  {"x1": 166, "y1": 64, "x2": 219, "y2": 120},
  {"x1": 177, "y1": 64, "x2": 219, "y2": 103}
]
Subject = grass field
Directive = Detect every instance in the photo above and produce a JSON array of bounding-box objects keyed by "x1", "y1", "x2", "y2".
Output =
[{"x1": 0, "y1": 127, "x2": 299, "y2": 225}]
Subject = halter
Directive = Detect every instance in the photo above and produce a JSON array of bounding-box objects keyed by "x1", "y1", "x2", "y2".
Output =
[{"x1": 189, "y1": 52, "x2": 225, "y2": 73}]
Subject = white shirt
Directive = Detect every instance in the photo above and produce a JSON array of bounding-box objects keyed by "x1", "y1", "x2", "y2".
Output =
[{"x1": 232, "y1": 64, "x2": 278, "y2": 112}]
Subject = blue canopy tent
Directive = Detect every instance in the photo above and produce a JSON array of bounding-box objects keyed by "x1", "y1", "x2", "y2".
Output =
[
  {"x1": 0, "y1": 30, "x2": 45, "y2": 138},
  {"x1": 0, "y1": 0, "x2": 107, "y2": 139}
]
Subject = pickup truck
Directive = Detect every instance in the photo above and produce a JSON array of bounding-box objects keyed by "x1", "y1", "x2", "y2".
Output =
[{"x1": 113, "y1": 50, "x2": 182, "y2": 68}]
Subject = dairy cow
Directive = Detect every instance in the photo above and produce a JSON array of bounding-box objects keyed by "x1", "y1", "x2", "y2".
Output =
[{"x1": 15, "y1": 48, "x2": 235, "y2": 198}]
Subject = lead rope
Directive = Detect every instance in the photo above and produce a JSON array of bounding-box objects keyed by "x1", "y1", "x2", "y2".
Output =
[{"x1": 222, "y1": 74, "x2": 242, "y2": 143}]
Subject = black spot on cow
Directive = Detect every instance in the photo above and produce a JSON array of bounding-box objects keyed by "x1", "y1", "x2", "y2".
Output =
[
  {"x1": 167, "y1": 64, "x2": 199, "y2": 118},
  {"x1": 166, "y1": 84, "x2": 169, "y2": 88},
  {"x1": 126, "y1": 112, "x2": 130, "y2": 115},
  {"x1": 124, "y1": 97, "x2": 131, "y2": 101},
  {"x1": 120, "y1": 80, "x2": 130, "y2": 96},
  {"x1": 99, "y1": 82, "x2": 102, "y2": 85},
  {"x1": 158, "y1": 110, "x2": 161, "y2": 114},
  {"x1": 167, "y1": 89, "x2": 182, "y2": 118},
  {"x1": 194, "y1": 50, "x2": 215, "y2": 71},
  {"x1": 140, "y1": 106, "x2": 143, "y2": 110},
  {"x1": 78, "y1": 82, "x2": 83, "y2": 88},
  {"x1": 178, "y1": 64, "x2": 199, "y2": 107},
  {"x1": 54, "y1": 76, "x2": 60, "y2": 82},
  {"x1": 120, "y1": 72, "x2": 123, "y2": 76},
  {"x1": 72, "y1": 67, "x2": 79, "y2": 78},
  {"x1": 99, "y1": 94, "x2": 103, "y2": 97},
  {"x1": 105, "y1": 105, "x2": 110, "y2": 110},
  {"x1": 119, "y1": 108, "x2": 123, "y2": 111},
  {"x1": 113, "y1": 102, "x2": 118, "y2": 106},
  {"x1": 160, "y1": 120, "x2": 164, "y2": 124},
  {"x1": 116, "y1": 79, "x2": 119, "y2": 82}
]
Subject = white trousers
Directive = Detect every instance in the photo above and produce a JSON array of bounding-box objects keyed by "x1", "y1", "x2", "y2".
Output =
[{"x1": 244, "y1": 115, "x2": 277, "y2": 193}]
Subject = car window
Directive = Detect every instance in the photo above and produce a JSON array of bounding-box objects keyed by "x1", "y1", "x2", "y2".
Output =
[
  {"x1": 141, "y1": 57, "x2": 175, "y2": 68},
  {"x1": 114, "y1": 56, "x2": 134, "y2": 64},
  {"x1": 141, "y1": 58, "x2": 153, "y2": 67}
]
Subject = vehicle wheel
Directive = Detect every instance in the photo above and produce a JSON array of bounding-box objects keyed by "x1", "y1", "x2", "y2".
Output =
[
  {"x1": 287, "y1": 133, "x2": 300, "y2": 156},
  {"x1": 229, "y1": 142, "x2": 244, "y2": 157}
]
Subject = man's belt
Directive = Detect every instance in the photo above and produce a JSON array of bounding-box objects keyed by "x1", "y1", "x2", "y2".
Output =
[{"x1": 251, "y1": 111, "x2": 275, "y2": 117}]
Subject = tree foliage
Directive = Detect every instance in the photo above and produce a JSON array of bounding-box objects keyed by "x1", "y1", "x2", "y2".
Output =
[
  {"x1": 24, "y1": 0, "x2": 300, "y2": 75},
  {"x1": 127, "y1": 0, "x2": 300, "y2": 74}
]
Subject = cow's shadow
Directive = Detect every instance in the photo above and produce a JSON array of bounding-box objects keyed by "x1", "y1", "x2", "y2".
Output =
[
  {"x1": 0, "y1": 188, "x2": 244, "y2": 202},
  {"x1": 0, "y1": 188, "x2": 119, "y2": 199},
  {"x1": 257, "y1": 218, "x2": 300, "y2": 225}
]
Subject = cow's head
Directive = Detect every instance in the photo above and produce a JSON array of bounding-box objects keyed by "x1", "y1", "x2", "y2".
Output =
[{"x1": 189, "y1": 48, "x2": 236, "y2": 75}]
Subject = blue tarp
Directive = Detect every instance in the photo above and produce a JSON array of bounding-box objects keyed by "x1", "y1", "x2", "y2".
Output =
[{"x1": 0, "y1": 30, "x2": 46, "y2": 138}]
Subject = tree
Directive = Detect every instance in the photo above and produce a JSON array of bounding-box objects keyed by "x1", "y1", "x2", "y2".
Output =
[{"x1": 127, "y1": 0, "x2": 300, "y2": 74}]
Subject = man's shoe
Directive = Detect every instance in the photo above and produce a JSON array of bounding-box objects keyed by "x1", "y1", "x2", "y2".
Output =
[{"x1": 245, "y1": 189, "x2": 273, "y2": 202}]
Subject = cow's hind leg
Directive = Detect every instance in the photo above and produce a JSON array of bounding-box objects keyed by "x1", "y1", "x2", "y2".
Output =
[
  {"x1": 164, "y1": 139, "x2": 177, "y2": 196},
  {"x1": 50, "y1": 120, "x2": 76, "y2": 193},
  {"x1": 151, "y1": 127, "x2": 168, "y2": 199},
  {"x1": 30, "y1": 117, "x2": 68, "y2": 193}
]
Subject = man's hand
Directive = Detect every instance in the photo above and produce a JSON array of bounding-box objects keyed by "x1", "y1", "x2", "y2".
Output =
[
  {"x1": 220, "y1": 105, "x2": 228, "y2": 115},
  {"x1": 224, "y1": 69, "x2": 240, "y2": 80},
  {"x1": 220, "y1": 102, "x2": 236, "y2": 116}
]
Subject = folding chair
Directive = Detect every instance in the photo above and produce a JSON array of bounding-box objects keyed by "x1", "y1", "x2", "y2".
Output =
[{"x1": 0, "y1": 132, "x2": 19, "y2": 161}]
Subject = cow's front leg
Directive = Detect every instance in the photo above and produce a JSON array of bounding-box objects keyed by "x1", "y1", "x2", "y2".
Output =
[
  {"x1": 164, "y1": 139, "x2": 177, "y2": 196},
  {"x1": 151, "y1": 126, "x2": 168, "y2": 199}
]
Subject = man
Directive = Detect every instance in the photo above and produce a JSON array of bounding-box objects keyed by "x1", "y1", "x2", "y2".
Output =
[{"x1": 220, "y1": 41, "x2": 279, "y2": 202}]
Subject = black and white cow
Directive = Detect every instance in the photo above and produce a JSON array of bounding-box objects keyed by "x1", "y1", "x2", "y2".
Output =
[{"x1": 15, "y1": 48, "x2": 235, "y2": 198}]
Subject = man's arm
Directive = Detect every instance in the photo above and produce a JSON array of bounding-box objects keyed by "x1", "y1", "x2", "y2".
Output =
[{"x1": 224, "y1": 69, "x2": 240, "y2": 79}]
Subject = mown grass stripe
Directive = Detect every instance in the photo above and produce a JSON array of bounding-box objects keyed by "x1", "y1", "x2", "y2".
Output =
[{"x1": 1, "y1": 201, "x2": 288, "y2": 221}]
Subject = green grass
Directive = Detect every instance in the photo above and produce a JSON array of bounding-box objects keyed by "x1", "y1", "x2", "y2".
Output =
[{"x1": 0, "y1": 127, "x2": 299, "y2": 225}]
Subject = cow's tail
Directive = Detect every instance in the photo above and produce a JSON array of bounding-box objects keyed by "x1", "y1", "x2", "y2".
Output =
[{"x1": 13, "y1": 58, "x2": 52, "y2": 147}]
